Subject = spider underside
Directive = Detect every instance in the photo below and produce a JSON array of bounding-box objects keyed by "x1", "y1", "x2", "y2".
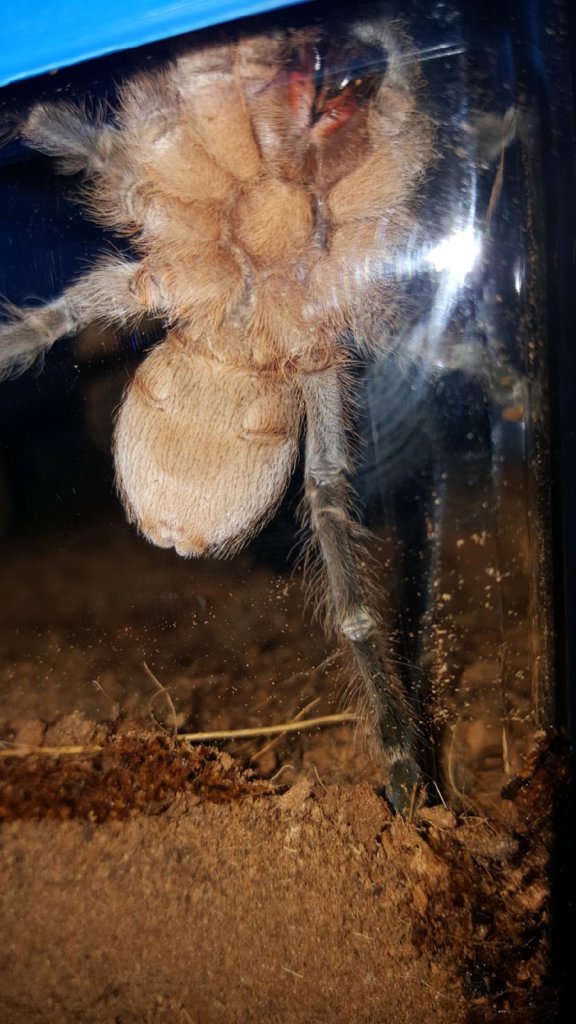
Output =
[{"x1": 0, "y1": 15, "x2": 434, "y2": 811}]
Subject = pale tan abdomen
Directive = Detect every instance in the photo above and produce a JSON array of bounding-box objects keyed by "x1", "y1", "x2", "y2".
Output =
[{"x1": 114, "y1": 335, "x2": 303, "y2": 557}]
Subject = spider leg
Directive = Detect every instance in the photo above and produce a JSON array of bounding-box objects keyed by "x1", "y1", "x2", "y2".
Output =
[
  {"x1": 0, "y1": 259, "x2": 161, "y2": 380},
  {"x1": 22, "y1": 102, "x2": 117, "y2": 175},
  {"x1": 301, "y1": 367, "x2": 421, "y2": 813}
]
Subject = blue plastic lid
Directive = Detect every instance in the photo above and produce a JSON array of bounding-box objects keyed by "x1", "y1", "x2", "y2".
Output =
[{"x1": 0, "y1": 0, "x2": 307, "y2": 86}]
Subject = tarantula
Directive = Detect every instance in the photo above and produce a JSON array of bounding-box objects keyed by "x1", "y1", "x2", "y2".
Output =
[{"x1": 0, "y1": 12, "x2": 433, "y2": 810}]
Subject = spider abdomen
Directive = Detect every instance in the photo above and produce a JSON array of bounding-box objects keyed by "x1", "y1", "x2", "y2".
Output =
[{"x1": 114, "y1": 334, "x2": 303, "y2": 557}]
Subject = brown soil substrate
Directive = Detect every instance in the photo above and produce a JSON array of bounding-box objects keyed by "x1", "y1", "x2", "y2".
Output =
[
  {"x1": 0, "y1": 494, "x2": 561, "y2": 1024},
  {"x1": 0, "y1": 720, "x2": 558, "y2": 1024}
]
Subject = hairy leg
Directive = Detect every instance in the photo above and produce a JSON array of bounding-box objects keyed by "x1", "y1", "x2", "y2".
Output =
[
  {"x1": 22, "y1": 102, "x2": 118, "y2": 175},
  {"x1": 301, "y1": 367, "x2": 421, "y2": 812},
  {"x1": 0, "y1": 259, "x2": 162, "y2": 379}
]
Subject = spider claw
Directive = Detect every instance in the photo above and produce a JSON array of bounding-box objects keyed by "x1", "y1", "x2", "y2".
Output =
[{"x1": 387, "y1": 757, "x2": 425, "y2": 818}]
